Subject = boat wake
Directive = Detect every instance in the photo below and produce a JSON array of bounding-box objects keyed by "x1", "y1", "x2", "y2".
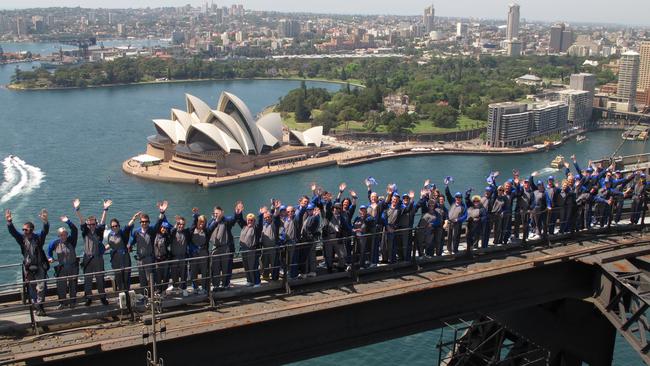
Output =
[
  {"x1": 535, "y1": 167, "x2": 559, "y2": 176},
  {"x1": 0, "y1": 156, "x2": 45, "y2": 204}
]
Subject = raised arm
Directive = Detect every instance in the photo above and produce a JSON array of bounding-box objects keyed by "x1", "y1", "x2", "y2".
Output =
[
  {"x1": 62, "y1": 215, "x2": 78, "y2": 247},
  {"x1": 5, "y1": 209, "x2": 23, "y2": 243},
  {"x1": 128, "y1": 211, "x2": 141, "y2": 228},
  {"x1": 100, "y1": 199, "x2": 112, "y2": 225},
  {"x1": 38, "y1": 209, "x2": 49, "y2": 245},
  {"x1": 72, "y1": 198, "x2": 84, "y2": 224}
]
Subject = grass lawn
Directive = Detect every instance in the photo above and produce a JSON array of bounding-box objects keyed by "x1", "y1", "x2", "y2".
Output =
[{"x1": 282, "y1": 112, "x2": 486, "y2": 134}]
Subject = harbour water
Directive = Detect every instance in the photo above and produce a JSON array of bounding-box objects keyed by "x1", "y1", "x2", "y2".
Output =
[{"x1": 0, "y1": 42, "x2": 646, "y2": 365}]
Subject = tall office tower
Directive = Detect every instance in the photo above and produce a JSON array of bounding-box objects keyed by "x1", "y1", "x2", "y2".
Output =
[
  {"x1": 638, "y1": 41, "x2": 650, "y2": 91},
  {"x1": 618, "y1": 51, "x2": 641, "y2": 112},
  {"x1": 423, "y1": 5, "x2": 435, "y2": 34},
  {"x1": 456, "y1": 22, "x2": 468, "y2": 38},
  {"x1": 560, "y1": 29, "x2": 574, "y2": 52},
  {"x1": 108, "y1": 12, "x2": 113, "y2": 25},
  {"x1": 506, "y1": 3, "x2": 520, "y2": 40},
  {"x1": 549, "y1": 23, "x2": 565, "y2": 53},
  {"x1": 15, "y1": 17, "x2": 27, "y2": 38},
  {"x1": 506, "y1": 39, "x2": 522, "y2": 56}
]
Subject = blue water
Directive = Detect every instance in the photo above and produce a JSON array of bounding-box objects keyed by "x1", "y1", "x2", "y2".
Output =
[{"x1": 0, "y1": 43, "x2": 647, "y2": 365}]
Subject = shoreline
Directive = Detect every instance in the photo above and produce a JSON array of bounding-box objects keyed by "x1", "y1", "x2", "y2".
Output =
[
  {"x1": 6, "y1": 76, "x2": 365, "y2": 91},
  {"x1": 121, "y1": 127, "x2": 630, "y2": 188},
  {"x1": 122, "y1": 137, "x2": 579, "y2": 188}
]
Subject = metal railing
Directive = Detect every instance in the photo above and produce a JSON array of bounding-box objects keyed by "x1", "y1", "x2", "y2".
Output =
[{"x1": 0, "y1": 198, "x2": 648, "y2": 335}]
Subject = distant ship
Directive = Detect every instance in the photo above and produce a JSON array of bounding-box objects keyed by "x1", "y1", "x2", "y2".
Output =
[{"x1": 550, "y1": 155, "x2": 565, "y2": 169}]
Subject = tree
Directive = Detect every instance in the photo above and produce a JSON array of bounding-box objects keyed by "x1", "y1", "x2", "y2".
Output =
[
  {"x1": 382, "y1": 112, "x2": 415, "y2": 136},
  {"x1": 313, "y1": 110, "x2": 338, "y2": 134},
  {"x1": 295, "y1": 94, "x2": 310, "y2": 122},
  {"x1": 429, "y1": 104, "x2": 459, "y2": 128},
  {"x1": 465, "y1": 102, "x2": 489, "y2": 121}
]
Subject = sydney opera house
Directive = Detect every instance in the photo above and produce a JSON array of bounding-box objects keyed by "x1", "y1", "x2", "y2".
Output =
[{"x1": 126, "y1": 91, "x2": 329, "y2": 181}]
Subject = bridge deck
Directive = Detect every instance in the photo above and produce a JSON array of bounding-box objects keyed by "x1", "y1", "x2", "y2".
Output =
[{"x1": 1, "y1": 227, "x2": 648, "y2": 365}]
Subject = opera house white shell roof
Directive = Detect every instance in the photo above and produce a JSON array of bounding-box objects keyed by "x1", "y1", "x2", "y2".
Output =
[
  {"x1": 151, "y1": 91, "x2": 299, "y2": 155},
  {"x1": 289, "y1": 126, "x2": 324, "y2": 147}
]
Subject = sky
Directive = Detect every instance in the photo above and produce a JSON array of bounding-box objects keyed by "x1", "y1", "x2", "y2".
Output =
[{"x1": 1, "y1": 0, "x2": 650, "y2": 26}]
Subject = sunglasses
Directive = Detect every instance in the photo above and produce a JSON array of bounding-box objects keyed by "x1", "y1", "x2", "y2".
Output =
[
  {"x1": 141, "y1": 221, "x2": 150, "y2": 224},
  {"x1": 22, "y1": 228, "x2": 31, "y2": 232},
  {"x1": 111, "y1": 225, "x2": 119, "y2": 228}
]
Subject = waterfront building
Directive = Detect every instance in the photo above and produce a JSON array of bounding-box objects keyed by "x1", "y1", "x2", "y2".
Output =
[
  {"x1": 133, "y1": 92, "x2": 326, "y2": 178},
  {"x1": 423, "y1": 5, "x2": 435, "y2": 34},
  {"x1": 530, "y1": 101, "x2": 568, "y2": 134},
  {"x1": 487, "y1": 101, "x2": 568, "y2": 147},
  {"x1": 506, "y1": 3, "x2": 520, "y2": 41},
  {"x1": 638, "y1": 41, "x2": 650, "y2": 92},
  {"x1": 569, "y1": 73, "x2": 596, "y2": 120},
  {"x1": 558, "y1": 89, "x2": 591, "y2": 129},
  {"x1": 617, "y1": 51, "x2": 640, "y2": 112}
]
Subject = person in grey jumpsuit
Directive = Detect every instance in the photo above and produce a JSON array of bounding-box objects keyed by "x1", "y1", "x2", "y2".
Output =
[
  {"x1": 73, "y1": 198, "x2": 111, "y2": 306},
  {"x1": 105, "y1": 212, "x2": 138, "y2": 292},
  {"x1": 6, "y1": 209, "x2": 49, "y2": 316},
  {"x1": 239, "y1": 213, "x2": 261, "y2": 286},
  {"x1": 208, "y1": 202, "x2": 244, "y2": 289},
  {"x1": 130, "y1": 204, "x2": 165, "y2": 293},
  {"x1": 47, "y1": 216, "x2": 78, "y2": 309},
  {"x1": 258, "y1": 204, "x2": 282, "y2": 281}
]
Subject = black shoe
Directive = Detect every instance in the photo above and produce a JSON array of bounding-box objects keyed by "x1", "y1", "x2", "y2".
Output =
[
  {"x1": 100, "y1": 297, "x2": 109, "y2": 306},
  {"x1": 84, "y1": 298, "x2": 92, "y2": 307},
  {"x1": 35, "y1": 305, "x2": 46, "y2": 317}
]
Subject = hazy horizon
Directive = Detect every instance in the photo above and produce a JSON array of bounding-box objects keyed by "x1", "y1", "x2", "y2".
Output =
[{"x1": 0, "y1": 0, "x2": 649, "y2": 27}]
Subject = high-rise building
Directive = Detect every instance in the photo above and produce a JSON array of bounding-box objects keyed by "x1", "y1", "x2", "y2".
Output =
[
  {"x1": 561, "y1": 29, "x2": 574, "y2": 52},
  {"x1": 558, "y1": 89, "x2": 591, "y2": 129},
  {"x1": 506, "y1": 3, "x2": 520, "y2": 41},
  {"x1": 117, "y1": 23, "x2": 126, "y2": 37},
  {"x1": 487, "y1": 102, "x2": 529, "y2": 147},
  {"x1": 530, "y1": 101, "x2": 568, "y2": 134},
  {"x1": 423, "y1": 5, "x2": 435, "y2": 34},
  {"x1": 487, "y1": 101, "x2": 568, "y2": 147},
  {"x1": 617, "y1": 51, "x2": 641, "y2": 112},
  {"x1": 549, "y1": 23, "x2": 564, "y2": 53},
  {"x1": 456, "y1": 23, "x2": 468, "y2": 38},
  {"x1": 278, "y1": 19, "x2": 300, "y2": 38},
  {"x1": 506, "y1": 39, "x2": 522, "y2": 57},
  {"x1": 108, "y1": 12, "x2": 113, "y2": 25},
  {"x1": 638, "y1": 41, "x2": 650, "y2": 91},
  {"x1": 15, "y1": 17, "x2": 27, "y2": 38},
  {"x1": 548, "y1": 23, "x2": 573, "y2": 53},
  {"x1": 569, "y1": 73, "x2": 596, "y2": 120}
]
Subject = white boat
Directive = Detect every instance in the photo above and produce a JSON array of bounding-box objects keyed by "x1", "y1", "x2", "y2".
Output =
[
  {"x1": 410, "y1": 147, "x2": 431, "y2": 152},
  {"x1": 576, "y1": 135, "x2": 587, "y2": 142},
  {"x1": 380, "y1": 151, "x2": 395, "y2": 156}
]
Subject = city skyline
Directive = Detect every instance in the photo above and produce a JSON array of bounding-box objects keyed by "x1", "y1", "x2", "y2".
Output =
[{"x1": 1, "y1": 0, "x2": 650, "y2": 26}]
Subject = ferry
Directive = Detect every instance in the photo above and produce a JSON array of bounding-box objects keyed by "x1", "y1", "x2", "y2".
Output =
[
  {"x1": 380, "y1": 150, "x2": 396, "y2": 156},
  {"x1": 576, "y1": 135, "x2": 587, "y2": 143},
  {"x1": 622, "y1": 125, "x2": 650, "y2": 141},
  {"x1": 411, "y1": 147, "x2": 431, "y2": 152},
  {"x1": 550, "y1": 155, "x2": 565, "y2": 169}
]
